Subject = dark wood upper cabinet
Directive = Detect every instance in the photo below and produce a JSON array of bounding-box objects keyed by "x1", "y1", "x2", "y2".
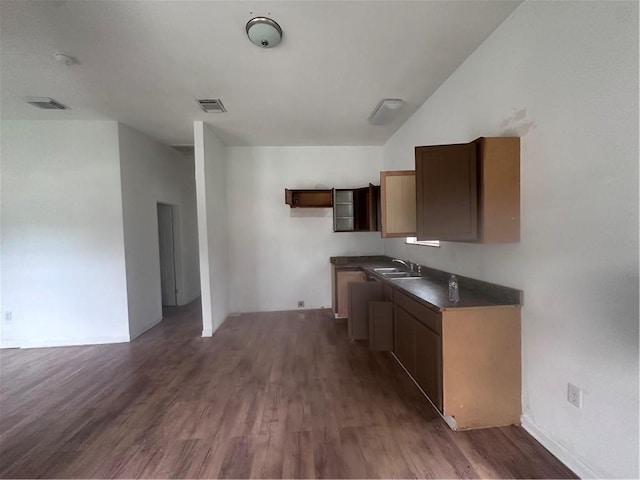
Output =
[
  {"x1": 334, "y1": 184, "x2": 380, "y2": 232},
  {"x1": 285, "y1": 189, "x2": 333, "y2": 208},
  {"x1": 415, "y1": 137, "x2": 520, "y2": 243},
  {"x1": 416, "y1": 142, "x2": 478, "y2": 241}
]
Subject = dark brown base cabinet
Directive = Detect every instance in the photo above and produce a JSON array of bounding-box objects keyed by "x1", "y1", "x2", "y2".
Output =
[
  {"x1": 392, "y1": 296, "x2": 521, "y2": 430},
  {"x1": 347, "y1": 275, "x2": 521, "y2": 431},
  {"x1": 393, "y1": 291, "x2": 443, "y2": 412}
]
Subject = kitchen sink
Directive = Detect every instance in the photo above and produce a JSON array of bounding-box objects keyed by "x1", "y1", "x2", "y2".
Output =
[
  {"x1": 382, "y1": 271, "x2": 422, "y2": 279},
  {"x1": 373, "y1": 267, "x2": 422, "y2": 279}
]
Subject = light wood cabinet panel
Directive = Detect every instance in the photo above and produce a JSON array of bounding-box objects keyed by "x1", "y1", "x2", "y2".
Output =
[
  {"x1": 334, "y1": 269, "x2": 366, "y2": 319},
  {"x1": 380, "y1": 171, "x2": 417, "y2": 238},
  {"x1": 477, "y1": 137, "x2": 521, "y2": 243},
  {"x1": 441, "y1": 306, "x2": 521, "y2": 430}
]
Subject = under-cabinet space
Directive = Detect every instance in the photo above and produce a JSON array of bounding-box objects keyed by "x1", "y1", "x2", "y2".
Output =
[{"x1": 415, "y1": 137, "x2": 520, "y2": 243}]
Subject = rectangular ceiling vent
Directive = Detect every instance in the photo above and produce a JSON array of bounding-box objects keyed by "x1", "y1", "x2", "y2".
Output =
[
  {"x1": 26, "y1": 97, "x2": 69, "y2": 110},
  {"x1": 197, "y1": 98, "x2": 226, "y2": 113}
]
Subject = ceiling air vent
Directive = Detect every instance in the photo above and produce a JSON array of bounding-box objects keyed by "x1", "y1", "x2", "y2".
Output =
[
  {"x1": 26, "y1": 97, "x2": 69, "y2": 110},
  {"x1": 197, "y1": 98, "x2": 226, "y2": 113}
]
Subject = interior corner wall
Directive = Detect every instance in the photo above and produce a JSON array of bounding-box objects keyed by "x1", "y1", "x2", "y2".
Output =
[
  {"x1": 193, "y1": 121, "x2": 229, "y2": 336},
  {"x1": 226, "y1": 146, "x2": 384, "y2": 313},
  {"x1": 117, "y1": 124, "x2": 201, "y2": 340},
  {"x1": 0, "y1": 120, "x2": 130, "y2": 347},
  {"x1": 382, "y1": 2, "x2": 639, "y2": 478}
]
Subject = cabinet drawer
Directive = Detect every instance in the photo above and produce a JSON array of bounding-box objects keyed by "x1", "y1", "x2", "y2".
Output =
[{"x1": 394, "y1": 290, "x2": 441, "y2": 334}]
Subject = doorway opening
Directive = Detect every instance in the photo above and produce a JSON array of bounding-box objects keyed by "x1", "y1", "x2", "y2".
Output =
[{"x1": 157, "y1": 203, "x2": 178, "y2": 307}]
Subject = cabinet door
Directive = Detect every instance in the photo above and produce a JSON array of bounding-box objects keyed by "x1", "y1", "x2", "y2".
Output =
[
  {"x1": 348, "y1": 282, "x2": 383, "y2": 340},
  {"x1": 336, "y1": 270, "x2": 366, "y2": 318},
  {"x1": 414, "y1": 321, "x2": 442, "y2": 411},
  {"x1": 415, "y1": 143, "x2": 478, "y2": 241},
  {"x1": 393, "y1": 305, "x2": 415, "y2": 375},
  {"x1": 369, "y1": 301, "x2": 393, "y2": 351},
  {"x1": 380, "y1": 171, "x2": 417, "y2": 238}
]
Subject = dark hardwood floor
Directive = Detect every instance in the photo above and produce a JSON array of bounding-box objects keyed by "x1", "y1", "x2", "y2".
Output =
[{"x1": 0, "y1": 301, "x2": 576, "y2": 479}]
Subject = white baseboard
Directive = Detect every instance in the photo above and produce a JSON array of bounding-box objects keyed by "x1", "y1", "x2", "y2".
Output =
[
  {"x1": 129, "y1": 316, "x2": 163, "y2": 340},
  {"x1": 201, "y1": 327, "x2": 213, "y2": 337},
  {"x1": 521, "y1": 414, "x2": 600, "y2": 479},
  {"x1": 178, "y1": 292, "x2": 201, "y2": 306},
  {"x1": 17, "y1": 334, "x2": 130, "y2": 349}
]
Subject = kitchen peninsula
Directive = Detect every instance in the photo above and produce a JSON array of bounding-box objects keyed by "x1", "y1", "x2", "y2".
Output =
[{"x1": 331, "y1": 255, "x2": 522, "y2": 431}]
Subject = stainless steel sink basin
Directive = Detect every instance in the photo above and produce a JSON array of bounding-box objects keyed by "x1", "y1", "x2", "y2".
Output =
[
  {"x1": 382, "y1": 271, "x2": 422, "y2": 279},
  {"x1": 374, "y1": 267, "x2": 403, "y2": 273}
]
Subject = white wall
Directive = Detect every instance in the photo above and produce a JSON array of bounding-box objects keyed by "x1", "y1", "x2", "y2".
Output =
[
  {"x1": 226, "y1": 146, "x2": 384, "y2": 313},
  {"x1": 194, "y1": 122, "x2": 230, "y2": 336},
  {"x1": 118, "y1": 124, "x2": 200, "y2": 340},
  {"x1": 383, "y1": 2, "x2": 638, "y2": 478},
  {"x1": 0, "y1": 121, "x2": 130, "y2": 347}
]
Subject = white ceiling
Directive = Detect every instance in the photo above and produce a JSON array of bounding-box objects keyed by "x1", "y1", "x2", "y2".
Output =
[{"x1": 0, "y1": 0, "x2": 520, "y2": 146}]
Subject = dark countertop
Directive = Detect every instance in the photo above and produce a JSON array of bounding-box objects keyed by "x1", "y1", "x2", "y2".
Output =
[{"x1": 331, "y1": 256, "x2": 521, "y2": 312}]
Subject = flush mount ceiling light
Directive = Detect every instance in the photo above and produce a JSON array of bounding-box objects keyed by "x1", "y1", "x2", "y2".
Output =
[
  {"x1": 26, "y1": 97, "x2": 69, "y2": 110},
  {"x1": 246, "y1": 17, "x2": 282, "y2": 48},
  {"x1": 53, "y1": 52, "x2": 78, "y2": 66},
  {"x1": 369, "y1": 99, "x2": 405, "y2": 125}
]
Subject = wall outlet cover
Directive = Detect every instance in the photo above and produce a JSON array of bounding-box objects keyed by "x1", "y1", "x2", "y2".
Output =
[{"x1": 567, "y1": 383, "x2": 583, "y2": 408}]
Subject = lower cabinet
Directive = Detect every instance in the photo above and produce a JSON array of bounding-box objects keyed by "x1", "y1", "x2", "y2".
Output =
[
  {"x1": 392, "y1": 289, "x2": 521, "y2": 430},
  {"x1": 331, "y1": 266, "x2": 367, "y2": 319},
  {"x1": 345, "y1": 279, "x2": 394, "y2": 348},
  {"x1": 348, "y1": 281, "x2": 383, "y2": 340},
  {"x1": 393, "y1": 296, "x2": 443, "y2": 412},
  {"x1": 393, "y1": 305, "x2": 416, "y2": 374},
  {"x1": 414, "y1": 320, "x2": 442, "y2": 412},
  {"x1": 334, "y1": 266, "x2": 521, "y2": 430}
]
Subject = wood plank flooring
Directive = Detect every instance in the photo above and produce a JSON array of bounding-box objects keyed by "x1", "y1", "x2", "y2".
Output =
[{"x1": 0, "y1": 301, "x2": 576, "y2": 479}]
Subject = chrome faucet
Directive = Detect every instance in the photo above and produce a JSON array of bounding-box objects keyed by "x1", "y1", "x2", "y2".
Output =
[
  {"x1": 392, "y1": 258, "x2": 413, "y2": 271},
  {"x1": 393, "y1": 258, "x2": 422, "y2": 275}
]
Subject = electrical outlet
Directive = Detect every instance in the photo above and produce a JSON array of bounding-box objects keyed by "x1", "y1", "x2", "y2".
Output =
[
  {"x1": 4, "y1": 312, "x2": 12, "y2": 323},
  {"x1": 567, "y1": 383, "x2": 582, "y2": 408},
  {"x1": 297, "y1": 300, "x2": 305, "y2": 308}
]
